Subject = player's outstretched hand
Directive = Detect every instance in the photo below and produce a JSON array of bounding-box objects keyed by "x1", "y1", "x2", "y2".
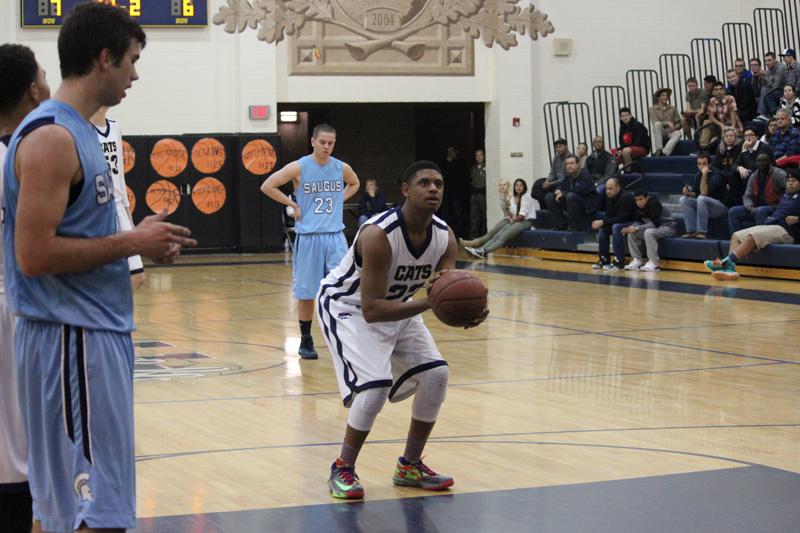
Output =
[
  {"x1": 425, "y1": 269, "x2": 448, "y2": 296},
  {"x1": 464, "y1": 308, "x2": 489, "y2": 329},
  {"x1": 133, "y1": 209, "x2": 197, "y2": 261}
]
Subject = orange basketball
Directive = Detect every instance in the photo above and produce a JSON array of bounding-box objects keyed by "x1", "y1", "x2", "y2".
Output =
[
  {"x1": 150, "y1": 138, "x2": 188, "y2": 178},
  {"x1": 192, "y1": 177, "x2": 226, "y2": 215},
  {"x1": 191, "y1": 137, "x2": 226, "y2": 174},
  {"x1": 126, "y1": 185, "x2": 136, "y2": 213},
  {"x1": 122, "y1": 140, "x2": 136, "y2": 173},
  {"x1": 146, "y1": 180, "x2": 181, "y2": 215},
  {"x1": 241, "y1": 139, "x2": 276, "y2": 176}
]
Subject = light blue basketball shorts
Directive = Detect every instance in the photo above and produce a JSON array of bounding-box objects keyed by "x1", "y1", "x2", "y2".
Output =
[
  {"x1": 293, "y1": 231, "x2": 348, "y2": 300},
  {"x1": 14, "y1": 319, "x2": 136, "y2": 532}
]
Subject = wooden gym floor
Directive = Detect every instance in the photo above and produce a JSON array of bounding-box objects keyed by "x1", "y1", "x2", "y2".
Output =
[{"x1": 130, "y1": 252, "x2": 800, "y2": 532}]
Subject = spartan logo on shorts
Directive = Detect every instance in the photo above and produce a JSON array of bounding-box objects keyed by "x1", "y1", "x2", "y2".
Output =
[{"x1": 74, "y1": 473, "x2": 93, "y2": 502}]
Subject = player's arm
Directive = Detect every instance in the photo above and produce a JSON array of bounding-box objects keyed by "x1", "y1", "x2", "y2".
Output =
[
  {"x1": 359, "y1": 225, "x2": 430, "y2": 323},
  {"x1": 14, "y1": 126, "x2": 195, "y2": 276},
  {"x1": 342, "y1": 163, "x2": 360, "y2": 201},
  {"x1": 260, "y1": 161, "x2": 301, "y2": 214}
]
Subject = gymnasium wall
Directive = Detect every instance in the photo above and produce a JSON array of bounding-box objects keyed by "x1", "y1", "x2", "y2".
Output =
[{"x1": 0, "y1": 0, "x2": 779, "y2": 225}]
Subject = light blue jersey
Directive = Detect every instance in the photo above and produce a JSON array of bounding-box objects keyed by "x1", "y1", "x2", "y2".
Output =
[
  {"x1": 295, "y1": 154, "x2": 345, "y2": 234},
  {"x1": 2, "y1": 99, "x2": 133, "y2": 333}
]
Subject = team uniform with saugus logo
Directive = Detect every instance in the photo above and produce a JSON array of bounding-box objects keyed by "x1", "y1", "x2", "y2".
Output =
[
  {"x1": 317, "y1": 206, "x2": 450, "y2": 406},
  {"x1": 3, "y1": 100, "x2": 137, "y2": 531}
]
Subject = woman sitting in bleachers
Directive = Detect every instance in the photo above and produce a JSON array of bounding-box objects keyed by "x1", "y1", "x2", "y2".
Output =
[
  {"x1": 779, "y1": 84, "x2": 800, "y2": 127},
  {"x1": 462, "y1": 179, "x2": 535, "y2": 259}
]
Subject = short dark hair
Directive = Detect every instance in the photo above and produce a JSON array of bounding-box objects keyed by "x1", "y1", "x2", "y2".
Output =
[
  {"x1": 750, "y1": 57, "x2": 762, "y2": 66},
  {"x1": 58, "y1": 2, "x2": 146, "y2": 78},
  {"x1": 633, "y1": 188, "x2": 649, "y2": 198},
  {"x1": 696, "y1": 152, "x2": 711, "y2": 164},
  {"x1": 402, "y1": 160, "x2": 441, "y2": 184},
  {"x1": 0, "y1": 44, "x2": 38, "y2": 115},
  {"x1": 765, "y1": 51, "x2": 776, "y2": 59},
  {"x1": 703, "y1": 75, "x2": 717, "y2": 84},
  {"x1": 713, "y1": 81, "x2": 725, "y2": 90},
  {"x1": 312, "y1": 123, "x2": 336, "y2": 138},
  {"x1": 619, "y1": 107, "x2": 631, "y2": 114},
  {"x1": 565, "y1": 154, "x2": 579, "y2": 165},
  {"x1": 606, "y1": 176, "x2": 621, "y2": 187},
  {"x1": 686, "y1": 76, "x2": 698, "y2": 84},
  {"x1": 554, "y1": 138, "x2": 567, "y2": 147}
]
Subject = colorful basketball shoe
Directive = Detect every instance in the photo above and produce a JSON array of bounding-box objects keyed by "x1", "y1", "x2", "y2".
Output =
[
  {"x1": 328, "y1": 458, "x2": 364, "y2": 499},
  {"x1": 711, "y1": 263, "x2": 740, "y2": 281},
  {"x1": 704, "y1": 258, "x2": 727, "y2": 272},
  {"x1": 392, "y1": 457, "x2": 454, "y2": 490}
]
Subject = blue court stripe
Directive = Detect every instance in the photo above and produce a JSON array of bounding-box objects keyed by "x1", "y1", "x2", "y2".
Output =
[{"x1": 460, "y1": 261, "x2": 800, "y2": 305}]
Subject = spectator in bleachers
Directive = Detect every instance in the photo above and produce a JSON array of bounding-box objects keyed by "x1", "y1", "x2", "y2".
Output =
[
  {"x1": 749, "y1": 58, "x2": 768, "y2": 109},
  {"x1": 728, "y1": 153, "x2": 787, "y2": 233},
  {"x1": 682, "y1": 77, "x2": 708, "y2": 139},
  {"x1": 357, "y1": 177, "x2": 387, "y2": 226},
  {"x1": 779, "y1": 84, "x2": 800, "y2": 126},
  {"x1": 469, "y1": 148, "x2": 487, "y2": 238},
  {"x1": 781, "y1": 48, "x2": 800, "y2": 92},
  {"x1": 531, "y1": 138, "x2": 573, "y2": 206},
  {"x1": 713, "y1": 127, "x2": 743, "y2": 207},
  {"x1": 585, "y1": 135, "x2": 616, "y2": 184},
  {"x1": 464, "y1": 178, "x2": 535, "y2": 260},
  {"x1": 704, "y1": 171, "x2": 800, "y2": 281},
  {"x1": 545, "y1": 154, "x2": 598, "y2": 230},
  {"x1": 732, "y1": 128, "x2": 774, "y2": 203},
  {"x1": 680, "y1": 152, "x2": 728, "y2": 239},
  {"x1": 460, "y1": 179, "x2": 510, "y2": 250},
  {"x1": 703, "y1": 75, "x2": 717, "y2": 98},
  {"x1": 649, "y1": 88, "x2": 682, "y2": 156},
  {"x1": 699, "y1": 82, "x2": 740, "y2": 148},
  {"x1": 733, "y1": 58, "x2": 753, "y2": 84},
  {"x1": 622, "y1": 190, "x2": 678, "y2": 271},
  {"x1": 770, "y1": 108, "x2": 800, "y2": 165},
  {"x1": 616, "y1": 107, "x2": 650, "y2": 168},
  {"x1": 726, "y1": 68, "x2": 756, "y2": 123},
  {"x1": 576, "y1": 142, "x2": 588, "y2": 168},
  {"x1": 760, "y1": 117, "x2": 778, "y2": 144},
  {"x1": 760, "y1": 51, "x2": 787, "y2": 116},
  {"x1": 590, "y1": 177, "x2": 636, "y2": 271}
]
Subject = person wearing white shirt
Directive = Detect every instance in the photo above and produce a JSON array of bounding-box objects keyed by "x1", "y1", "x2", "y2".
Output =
[{"x1": 465, "y1": 178, "x2": 536, "y2": 259}]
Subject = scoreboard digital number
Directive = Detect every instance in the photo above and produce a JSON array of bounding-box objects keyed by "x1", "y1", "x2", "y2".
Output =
[{"x1": 21, "y1": 0, "x2": 208, "y2": 28}]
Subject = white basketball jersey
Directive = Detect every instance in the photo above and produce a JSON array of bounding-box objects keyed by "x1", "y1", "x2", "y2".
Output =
[
  {"x1": 93, "y1": 118, "x2": 129, "y2": 208},
  {"x1": 0, "y1": 139, "x2": 7, "y2": 297},
  {"x1": 320, "y1": 207, "x2": 450, "y2": 307}
]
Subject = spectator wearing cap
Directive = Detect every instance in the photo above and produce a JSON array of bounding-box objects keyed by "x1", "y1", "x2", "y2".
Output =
[
  {"x1": 616, "y1": 107, "x2": 650, "y2": 167},
  {"x1": 728, "y1": 153, "x2": 787, "y2": 232},
  {"x1": 726, "y1": 68, "x2": 757, "y2": 123},
  {"x1": 531, "y1": 138, "x2": 574, "y2": 206},
  {"x1": 760, "y1": 51, "x2": 787, "y2": 115},
  {"x1": 649, "y1": 88, "x2": 682, "y2": 156},
  {"x1": 782, "y1": 48, "x2": 800, "y2": 92}
]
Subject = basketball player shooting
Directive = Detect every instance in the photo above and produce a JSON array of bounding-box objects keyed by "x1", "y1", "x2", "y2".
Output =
[
  {"x1": 261, "y1": 124, "x2": 359, "y2": 359},
  {"x1": 316, "y1": 161, "x2": 487, "y2": 499}
]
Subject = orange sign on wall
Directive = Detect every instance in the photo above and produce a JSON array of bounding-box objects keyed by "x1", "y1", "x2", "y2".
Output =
[
  {"x1": 126, "y1": 186, "x2": 136, "y2": 213},
  {"x1": 241, "y1": 139, "x2": 277, "y2": 176},
  {"x1": 192, "y1": 177, "x2": 227, "y2": 215},
  {"x1": 146, "y1": 180, "x2": 181, "y2": 215},
  {"x1": 150, "y1": 138, "x2": 189, "y2": 178},
  {"x1": 191, "y1": 138, "x2": 226, "y2": 174},
  {"x1": 122, "y1": 140, "x2": 136, "y2": 174}
]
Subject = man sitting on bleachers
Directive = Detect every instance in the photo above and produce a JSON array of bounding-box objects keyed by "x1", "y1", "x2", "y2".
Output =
[
  {"x1": 770, "y1": 108, "x2": 800, "y2": 167},
  {"x1": 615, "y1": 107, "x2": 650, "y2": 169},
  {"x1": 682, "y1": 77, "x2": 708, "y2": 140},
  {"x1": 728, "y1": 153, "x2": 787, "y2": 232},
  {"x1": 649, "y1": 88, "x2": 682, "y2": 156},
  {"x1": 585, "y1": 135, "x2": 616, "y2": 184},
  {"x1": 700, "y1": 82, "x2": 741, "y2": 148},
  {"x1": 590, "y1": 177, "x2": 636, "y2": 271},
  {"x1": 545, "y1": 155, "x2": 597, "y2": 231},
  {"x1": 531, "y1": 138, "x2": 573, "y2": 206},
  {"x1": 679, "y1": 153, "x2": 728, "y2": 239},
  {"x1": 730, "y1": 130, "x2": 774, "y2": 209},
  {"x1": 705, "y1": 170, "x2": 800, "y2": 280},
  {"x1": 726, "y1": 68, "x2": 756, "y2": 123}
]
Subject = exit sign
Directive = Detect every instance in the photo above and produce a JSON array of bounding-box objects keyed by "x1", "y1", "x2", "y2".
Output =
[{"x1": 248, "y1": 105, "x2": 270, "y2": 120}]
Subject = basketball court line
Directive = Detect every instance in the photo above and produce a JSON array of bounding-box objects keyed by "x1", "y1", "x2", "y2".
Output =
[{"x1": 133, "y1": 360, "x2": 784, "y2": 406}]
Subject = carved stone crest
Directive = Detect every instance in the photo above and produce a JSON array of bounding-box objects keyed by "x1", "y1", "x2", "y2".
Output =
[{"x1": 213, "y1": 0, "x2": 554, "y2": 75}]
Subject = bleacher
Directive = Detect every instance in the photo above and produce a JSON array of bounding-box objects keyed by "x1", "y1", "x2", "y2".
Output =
[{"x1": 511, "y1": 7, "x2": 800, "y2": 280}]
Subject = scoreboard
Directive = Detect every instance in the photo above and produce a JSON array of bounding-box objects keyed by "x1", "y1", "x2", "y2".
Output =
[{"x1": 21, "y1": 0, "x2": 208, "y2": 27}]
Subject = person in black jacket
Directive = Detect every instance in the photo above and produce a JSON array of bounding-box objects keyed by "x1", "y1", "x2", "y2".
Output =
[
  {"x1": 616, "y1": 107, "x2": 651, "y2": 168},
  {"x1": 726, "y1": 68, "x2": 756, "y2": 123},
  {"x1": 357, "y1": 177, "x2": 387, "y2": 225},
  {"x1": 544, "y1": 155, "x2": 598, "y2": 230},
  {"x1": 622, "y1": 191, "x2": 678, "y2": 271},
  {"x1": 585, "y1": 135, "x2": 616, "y2": 184},
  {"x1": 590, "y1": 177, "x2": 637, "y2": 270},
  {"x1": 679, "y1": 153, "x2": 729, "y2": 238}
]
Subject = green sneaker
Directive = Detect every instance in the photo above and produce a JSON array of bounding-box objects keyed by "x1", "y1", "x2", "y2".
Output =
[
  {"x1": 392, "y1": 457, "x2": 454, "y2": 491},
  {"x1": 711, "y1": 263, "x2": 739, "y2": 281},
  {"x1": 704, "y1": 258, "x2": 726, "y2": 272},
  {"x1": 328, "y1": 458, "x2": 364, "y2": 499}
]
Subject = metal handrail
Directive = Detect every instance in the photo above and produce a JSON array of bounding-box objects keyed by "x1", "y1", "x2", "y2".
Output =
[
  {"x1": 784, "y1": 0, "x2": 799, "y2": 51},
  {"x1": 690, "y1": 38, "x2": 725, "y2": 82},
  {"x1": 722, "y1": 22, "x2": 756, "y2": 69},
  {"x1": 592, "y1": 86, "x2": 627, "y2": 149},
  {"x1": 625, "y1": 69, "x2": 660, "y2": 133},
  {"x1": 753, "y1": 8, "x2": 788, "y2": 58},
  {"x1": 658, "y1": 54, "x2": 692, "y2": 113}
]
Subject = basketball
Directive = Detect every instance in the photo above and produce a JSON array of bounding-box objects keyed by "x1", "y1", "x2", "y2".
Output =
[{"x1": 428, "y1": 270, "x2": 488, "y2": 327}]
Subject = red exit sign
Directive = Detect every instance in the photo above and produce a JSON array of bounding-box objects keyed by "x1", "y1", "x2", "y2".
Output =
[{"x1": 248, "y1": 105, "x2": 270, "y2": 120}]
